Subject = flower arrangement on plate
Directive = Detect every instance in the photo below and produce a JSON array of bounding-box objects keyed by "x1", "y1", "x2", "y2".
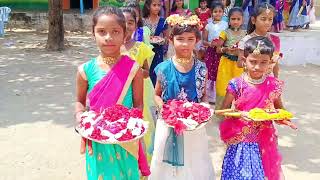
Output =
[
  {"x1": 76, "y1": 105, "x2": 148, "y2": 144},
  {"x1": 161, "y1": 99, "x2": 214, "y2": 135},
  {"x1": 216, "y1": 108, "x2": 293, "y2": 121}
]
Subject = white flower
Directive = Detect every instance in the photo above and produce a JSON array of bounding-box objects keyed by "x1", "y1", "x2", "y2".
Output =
[
  {"x1": 131, "y1": 128, "x2": 142, "y2": 136},
  {"x1": 183, "y1": 102, "x2": 193, "y2": 108},
  {"x1": 114, "y1": 129, "x2": 128, "y2": 139},
  {"x1": 127, "y1": 118, "x2": 139, "y2": 130},
  {"x1": 100, "y1": 129, "x2": 113, "y2": 138},
  {"x1": 179, "y1": 118, "x2": 198, "y2": 129}
]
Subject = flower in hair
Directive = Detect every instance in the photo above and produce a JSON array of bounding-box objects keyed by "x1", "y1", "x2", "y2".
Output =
[{"x1": 253, "y1": 41, "x2": 263, "y2": 55}]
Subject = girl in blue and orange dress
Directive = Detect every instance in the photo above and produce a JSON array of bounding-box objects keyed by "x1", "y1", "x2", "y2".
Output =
[
  {"x1": 203, "y1": 2, "x2": 228, "y2": 104},
  {"x1": 143, "y1": 0, "x2": 169, "y2": 86}
]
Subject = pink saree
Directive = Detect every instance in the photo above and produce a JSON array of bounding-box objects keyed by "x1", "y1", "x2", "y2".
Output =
[
  {"x1": 220, "y1": 76, "x2": 284, "y2": 180},
  {"x1": 88, "y1": 55, "x2": 150, "y2": 176}
]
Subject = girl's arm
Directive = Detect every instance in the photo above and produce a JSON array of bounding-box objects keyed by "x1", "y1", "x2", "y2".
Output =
[
  {"x1": 201, "y1": 73, "x2": 209, "y2": 103},
  {"x1": 274, "y1": 96, "x2": 297, "y2": 129},
  {"x1": 75, "y1": 68, "x2": 93, "y2": 155},
  {"x1": 216, "y1": 38, "x2": 227, "y2": 54},
  {"x1": 154, "y1": 79, "x2": 164, "y2": 108},
  {"x1": 202, "y1": 29, "x2": 210, "y2": 47},
  {"x1": 274, "y1": 96, "x2": 284, "y2": 109},
  {"x1": 132, "y1": 68, "x2": 144, "y2": 110},
  {"x1": 75, "y1": 71, "x2": 88, "y2": 119},
  {"x1": 273, "y1": 63, "x2": 280, "y2": 78},
  {"x1": 142, "y1": 60, "x2": 150, "y2": 78},
  {"x1": 237, "y1": 49, "x2": 245, "y2": 68},
  {"x1": 220, "y1": 92, "x2": 235, "y2": 109}
]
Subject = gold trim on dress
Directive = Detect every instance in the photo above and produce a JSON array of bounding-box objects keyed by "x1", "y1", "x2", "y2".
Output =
[
  {"x1": 109, "y1": 155, "x2": 114, "y2": 163},
  {"x1": 98, "y1": 174, "x2": 103, "y2": 180},
  {"x1": 97, "y1": 153, "x2": 103, "y2": 161},
  {"x1": 116, "y1": 152, "x2": 121, "y2": 160}
]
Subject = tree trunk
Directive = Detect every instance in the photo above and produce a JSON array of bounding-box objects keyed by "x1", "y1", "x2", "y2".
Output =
[{"x1": 46, "y1": 0, "x2": 64, "y2": 51}]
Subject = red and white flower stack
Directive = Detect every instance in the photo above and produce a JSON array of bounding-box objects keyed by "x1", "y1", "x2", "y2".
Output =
[
  {"x1": 161, "y1": 100, "x2": 213, "y2": 135},
  {"x1": 77, "y1": 105, "x2": 148, "y2": 144}
]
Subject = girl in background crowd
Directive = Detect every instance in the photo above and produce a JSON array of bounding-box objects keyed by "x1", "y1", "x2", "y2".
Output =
[
  {"x1": 203, "y1": 2, "x2": 228, "y2": 104},
  {"x1": 143, "y1": 0, "x2": 169, "y2": 86}
]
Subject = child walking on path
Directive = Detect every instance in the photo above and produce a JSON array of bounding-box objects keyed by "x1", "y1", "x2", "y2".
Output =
[
  {"x1": 149, "y1": 14, "x2": 215, "y2": 180},
  {"x1": 75, "y1": 6, "x2": 149, "y2": 179},
  {"x1": 215, "y1": 7, "x2": 246, "y2": 110},
  {"x1": 203, "y1": 2, "x2": 228, "y2": 104},
  {"x1": 218, "y1": 36, "x2": 291, "y2": 180}
]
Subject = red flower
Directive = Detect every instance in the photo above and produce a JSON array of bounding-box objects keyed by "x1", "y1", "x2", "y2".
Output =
[
  {"x1": 118, "y1": 130, "x2": 134, "y2": 141},
  {"x1": 84, "y1": 122, "x2": 91, "y2": 130},
  {"x1": 130, "y1": 108, "x2": 143, "y2": 119},
  {"x1": 174, "y1": 120, "x2": 187, "y2": 135}
]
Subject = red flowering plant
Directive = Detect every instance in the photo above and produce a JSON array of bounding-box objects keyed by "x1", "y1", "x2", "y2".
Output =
[
  {"x1": 77, "y1": 105, "x2": 148, "y2": 144},
  {"x1": 161, "y1": 99, "x2": 213, "y2": 135}
]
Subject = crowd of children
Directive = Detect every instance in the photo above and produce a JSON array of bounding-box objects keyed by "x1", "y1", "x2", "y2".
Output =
[{"x1": 74, "y1": 0, "x2": 301, "y2": 179}]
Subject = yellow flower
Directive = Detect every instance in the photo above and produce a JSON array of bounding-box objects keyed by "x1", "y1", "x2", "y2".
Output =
[{"x1": 248, "y1": 108, "x2": 293, "y2": 121}]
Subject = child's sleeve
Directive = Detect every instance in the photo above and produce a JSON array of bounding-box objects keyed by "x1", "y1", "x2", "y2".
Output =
[
  {"x1": 219, "y1": 31, "x2": 227, "y2": 41},
  {"x1": 226, "y1": 79, "x2": 238, "y2": 98}
]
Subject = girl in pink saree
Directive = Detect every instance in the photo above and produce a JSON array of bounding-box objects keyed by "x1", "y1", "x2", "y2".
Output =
[
  {"x1": 219, "y1": 36, "x2": 288, "y2": 180},
  {"x1": 74, "y1": 7, "x2": 149, "y2": 179}
]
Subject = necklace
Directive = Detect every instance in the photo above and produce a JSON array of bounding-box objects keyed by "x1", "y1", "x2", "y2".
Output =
[
  {"x1": 253, "y1": 31, "x2": 268, "y2": 37},
  {"x1": 243, "y1": 72, "x2": 267, "y2": 85},
  {"x1": 230, "y1": 27, "x2": 240, "y2": 32},
  {"x1": 174, "y1": 56, "x2": 192, "y2": 65},
  {"x1": 100, "y1": 55, "x2": 120, "y2": 65}
]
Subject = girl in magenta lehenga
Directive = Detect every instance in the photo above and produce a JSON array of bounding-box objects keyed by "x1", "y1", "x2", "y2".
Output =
[{"x1": 218, "y1": 36, "x2": 294, "y2": 180}]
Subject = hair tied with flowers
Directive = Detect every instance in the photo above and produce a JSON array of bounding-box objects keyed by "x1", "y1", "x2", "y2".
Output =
[
  {"x1": 166, "y1": 14, "x2": 202, "y2": 29},
  {"x1": 253, "y1": 40, "x2": 263, "y2": 55}
]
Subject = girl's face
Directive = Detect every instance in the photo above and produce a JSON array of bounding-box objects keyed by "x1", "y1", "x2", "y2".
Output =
[
  {"x1": 221, "y1": 0, "x2": 227, "y2": 7},
  {"x1": 251, "y1": 10, "x2": 274, "y2": 34},
  {"x1": 200, "y1": 1, "x2": 207, "y2": 9},
  {"x1": 172, "y1": 32, "x2": 197, "y2": 58},
  {"x1": 245, "y1": 53, "x2": 271, "y2": 79},
  {"x1": 212, "y1": 7, "x2": 223, "y2": 21},
  {"x1": 93, "y1": 14, "x2": 125, "y2": 56},
  {"x1": 229, "y1": 12, "x2": 243, "y2": 29},
  {"x1": 175, "y1": 0, "x2": 184, "y2": 8},
  {"x1": 150, "y1": 0, "x2": 161, "y2": 15},
  {"x1": 123, "y1": 12, "x2": 137, "y2": 38}
]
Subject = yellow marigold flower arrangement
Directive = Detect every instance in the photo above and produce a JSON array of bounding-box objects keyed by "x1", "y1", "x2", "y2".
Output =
[{"x1": 248, "y1": 108, "x2": 293, "y2": 121}]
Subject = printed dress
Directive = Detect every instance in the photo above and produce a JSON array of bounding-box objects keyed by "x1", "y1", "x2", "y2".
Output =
[
  {"x1": 220, "y1": 76, "x2": 284, "y2": 180},
  {"x1": 149, "y1": 59, "x2": 215, "y2": 180},
  {"x1": 215, "y1": 29, "x2": 246, "y2": 109}
]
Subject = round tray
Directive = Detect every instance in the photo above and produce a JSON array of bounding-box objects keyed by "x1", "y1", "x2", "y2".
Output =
[{"x1": 75, "y1": 125, "x2": 148, "y2": 144}]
